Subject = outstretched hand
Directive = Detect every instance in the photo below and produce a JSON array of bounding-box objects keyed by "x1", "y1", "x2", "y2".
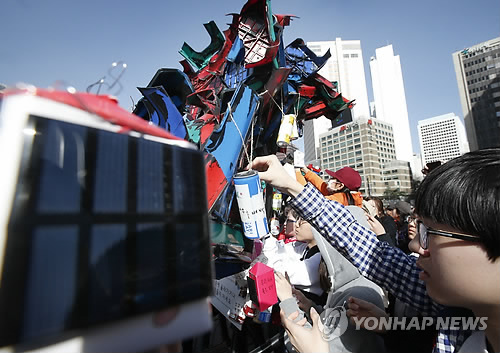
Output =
[
  {"x1": 346, "y1": 296, "x2": 389, "y2": 333},
  {"x1": 275, "y1": 271, "x2": 293, "y2": 301},
  {"x1": 366, "y1": 214, "x2": 386, "y2": 235},
  {"x1": 248, "y1": 155, "x2": 304, "y2": 197},
  {"x1": 292, "y1": 288, "x2": 314, "y2": 314},
  {"x1": 280, "y1": 307, "x2": 329, "y2": 353}
]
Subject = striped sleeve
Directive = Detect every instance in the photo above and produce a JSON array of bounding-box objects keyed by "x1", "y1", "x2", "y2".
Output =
[{"x1": 289, "y1": 183, "x2": 441, "y2": 316}]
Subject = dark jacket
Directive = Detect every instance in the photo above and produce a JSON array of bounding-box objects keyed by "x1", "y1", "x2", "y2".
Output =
[{"x1": 376, "y1": 215, "x2": 397, "y2": 247}]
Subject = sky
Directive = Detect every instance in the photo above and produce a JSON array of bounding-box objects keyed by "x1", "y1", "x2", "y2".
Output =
[{"x1": 2, "y1": 0, "x2": 499, "y2": 154}]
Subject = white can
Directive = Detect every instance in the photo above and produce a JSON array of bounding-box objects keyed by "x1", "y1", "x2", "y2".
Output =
[{"x1": 234, "y1": 170, "x2": 269, "y2": 239}]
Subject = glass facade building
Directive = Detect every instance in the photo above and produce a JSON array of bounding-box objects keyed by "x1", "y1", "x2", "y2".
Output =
[{"x1": 453, "y1": 37, "x2": 500, "y2": 150}]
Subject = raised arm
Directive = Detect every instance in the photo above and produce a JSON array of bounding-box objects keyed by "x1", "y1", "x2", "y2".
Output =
[
  {"x1": 249, "y1": 155, "x2": 440, "y2": 316},
  {"x1": 289, "y1": 183, "x2": 440, "y2": 316},
  {"x1": 303, "y1": 169, "x2": 331, "y2": 196}
]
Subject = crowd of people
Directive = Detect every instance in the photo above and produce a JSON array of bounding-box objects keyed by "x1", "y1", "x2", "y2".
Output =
[{"x1": 247, "y1": 148, "x2": 500, "y2": 353}]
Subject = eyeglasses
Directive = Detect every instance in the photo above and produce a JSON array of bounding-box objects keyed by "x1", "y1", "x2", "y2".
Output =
[
  {"x1": 417, "y1": 220, "x2": 481, "y2": 250},
  {"x1": 406, "y1": 215, "x2": 416, "y2": 223}
]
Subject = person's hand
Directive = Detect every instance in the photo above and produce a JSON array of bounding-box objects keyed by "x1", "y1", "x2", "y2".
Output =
[
  {"x1": 366, "y1": 215, "x2": 386, "y2": 235},
  {"x1": 275, "y1": 271, "x2": 293, "y2": 301},
  {"x1": 346, "y1": 296, "x2": 388, "y2": 333},
  {"x1": 280, "y1": 307, "x2": 329, "y2": 353},
  {"x1": 300, "y1": 166, "x2": 310, "y2": 175},
  {"x1": 248, "y1": 155, "x2": 304, "y2": 197},
  {"x1": 292, "y1": 288, "x2": 314, "y2": 314}
]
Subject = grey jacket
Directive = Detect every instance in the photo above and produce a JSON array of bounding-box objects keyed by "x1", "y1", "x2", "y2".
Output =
[{"x1": 280, "y1": 207, "x2": 387, "y2": 353}]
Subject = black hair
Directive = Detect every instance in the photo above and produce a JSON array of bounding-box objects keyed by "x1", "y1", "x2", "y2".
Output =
[
  {"x1": 338, "y1": 186, "x2": 356, "y2": 205},
  {"x1": 281, "y1": 204, "x2": 299, "y2": 227},
  {"x1": 415, "y1": 148, "x2": 500, "y2": 261},
  {"x1": 319, "y1": 257, "x2": 331, "y2": 292},
  {"x1": 283, "y1": 204, "x2": 299, "y2": 219}
]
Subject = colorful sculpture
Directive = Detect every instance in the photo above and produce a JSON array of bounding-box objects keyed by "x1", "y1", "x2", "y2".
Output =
[{"x1": 133, "y1": 0, "x2": 355, "y2": 221}]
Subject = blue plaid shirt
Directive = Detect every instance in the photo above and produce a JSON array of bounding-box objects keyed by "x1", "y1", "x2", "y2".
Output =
[{"x1": 290, "y1": 183, "x2": 471, "y2": 353}]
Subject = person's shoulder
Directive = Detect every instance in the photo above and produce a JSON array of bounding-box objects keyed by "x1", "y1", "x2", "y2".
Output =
[
  {"x1": 328, "y1": 192, "x2": 347, "y2": 204},
  {"x1": 381, "y1": 215, "x2": 397, "y2": 227},
  {"x1": 305, "y1": 245, "x2": 321, "y2": 259},
  {"x1": 349, "y1": 191, "x2": 363, "y2": 205}
]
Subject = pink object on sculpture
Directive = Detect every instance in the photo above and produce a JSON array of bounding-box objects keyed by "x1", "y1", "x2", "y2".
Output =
[{"x1": 248, "y1": 262, "x2": 277, "y2": 311}]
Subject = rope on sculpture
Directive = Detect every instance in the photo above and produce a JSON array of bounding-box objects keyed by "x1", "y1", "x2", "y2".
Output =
[{"x1": 227, "y1": 102, "x2": 253, "y2": 168}]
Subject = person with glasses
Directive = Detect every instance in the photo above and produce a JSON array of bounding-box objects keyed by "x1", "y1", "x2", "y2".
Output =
[
  {"x1": 262, "y1": 206, "x2": 325, "y2": 305},
  {"x1": 386, "y1": 200, "x2": 413, "y2": 254},
  {"x1": 275, "y1": 217, "x2": 386, "y2": 353},
  {"x1": 275, "y1": 212, "x2": 325, "y2": 305},
  {"x1": 248, "y1": 148, "x2": 500, "y2": 353}
]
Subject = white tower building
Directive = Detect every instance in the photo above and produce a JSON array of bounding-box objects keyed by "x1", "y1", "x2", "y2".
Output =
[
  {"x1": 303, "y1": 38, "x2": 371, "y2": 164},
  {"x1": 417, "y1": 113, "x2": 470, "y2": 165},
  {"x1": 370, "y1": 44, "x2": 414, "y2": 162}
]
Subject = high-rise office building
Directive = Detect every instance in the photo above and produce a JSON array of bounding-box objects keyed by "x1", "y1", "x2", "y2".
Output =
[
  {"x1": 370, "y1": 44, "x2": 414, "y2": 162},
  {"x1": 318, "y1": 118, "x2": 411, "y2": 196},
  {"x1": 303, "y1": 38, "x2": 371, "y2": 164},
  {"x1": 410, "y1": 153, "x2": 424, "y2": 181},
  {"x1": 417, "y1": 113, "x2": 470, "y2": 165},
  {"x1": 452, "y1": 37, "x2": 500, "y2": 150}
]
